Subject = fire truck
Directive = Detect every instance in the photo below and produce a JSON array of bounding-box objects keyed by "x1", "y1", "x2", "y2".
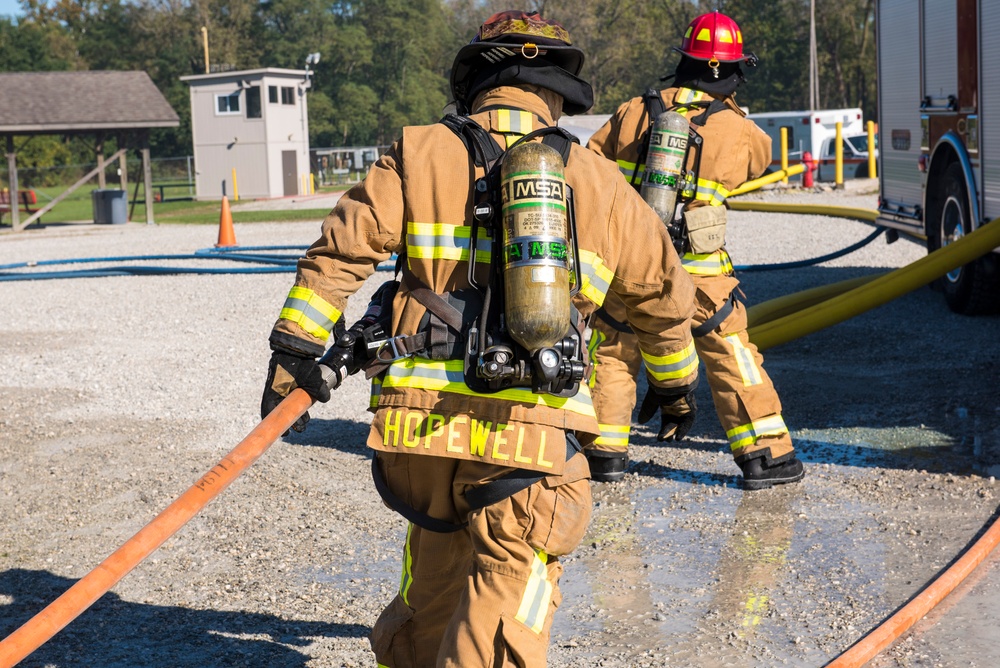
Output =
[{"x1": 876, "y1": 0, "x2": 1000, "y2": 314}]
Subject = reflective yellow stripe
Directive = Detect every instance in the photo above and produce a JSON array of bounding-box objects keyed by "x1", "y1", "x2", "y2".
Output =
[
  {"x1": 498, "y1": 109, "x2": 533, "y2": 135},
  {"x1": 370, "y1": 376, "x2": 383, "y2": 408},
  {"x1": 641, "y1": 340, "x2": 698, "y2": 381},
  {"x1": 399, "y1": 523, "x2": 414, "y2": 605},
  {"x1": 616, "y1": 159, "x2": 644, "y2": 186},
  {"x1": 586, "y1": 327, "x2": 606, "y2": 388},
  {"x1": 499, "y1": 109, "x2": 533, "y2": 147},
  {"x1": 576, "y1": 249, "x2": 614, "y2": 307},
  {"x1": 681, "y1": 250, "x2": 733, "y2": 276},
  {"x1": 381, "y1": 358, "x2": 597, "y2": 418},
  {"x1": 515, "y1": 548, "x2": 552, "y2": 634},
  {"x1": 725, "y1": 333, "x2": 763, "y2": 386},
  {"x1": 692, "y1": 179, "x2": 730, "y2": 206},
  {"x1": 407, "y1": 221, "x2": 492, "y2": 263},
  {"x1": 727, "y1": 414, "x2": 788, "y2": 450},
  {"x1": 595, "y1": 423, "x2": 630, "y2": 449},
  {"x1": 278, "y1": 286, "x2": 342, "y2": 341},
  {"x1": 676, "y1": 87, "x2": 708, "y2": 104}
]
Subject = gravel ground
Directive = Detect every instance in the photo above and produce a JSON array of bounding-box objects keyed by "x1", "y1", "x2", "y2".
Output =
[{"x1": 2, "y1": 181, "x2": 999, "y2": 667}]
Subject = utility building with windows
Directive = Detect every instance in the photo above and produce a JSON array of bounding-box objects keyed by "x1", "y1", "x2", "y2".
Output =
[{"x1": 181, "y1": 68, "x2": 312, "y2": 200}]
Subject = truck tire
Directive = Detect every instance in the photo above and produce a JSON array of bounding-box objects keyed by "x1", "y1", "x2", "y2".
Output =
[{"x1": 927, "y1": 162, "x2": 1000, "y2": 314}]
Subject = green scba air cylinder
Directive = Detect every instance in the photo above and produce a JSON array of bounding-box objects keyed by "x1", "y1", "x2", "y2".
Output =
[
  {"x1": 500, "y1": 142, "x2": 571, "y2": 351},
  {"x1": 640, "y1": 110, "x2": 690, "y2": 223}
]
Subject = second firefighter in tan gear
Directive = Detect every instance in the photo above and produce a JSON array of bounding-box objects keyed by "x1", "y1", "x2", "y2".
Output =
[{"x1": 584, "y1": 10, "x2": 804, "y2": 489}]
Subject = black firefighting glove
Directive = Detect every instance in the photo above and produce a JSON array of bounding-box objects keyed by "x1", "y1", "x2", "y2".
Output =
[
  {"x1": 261, "y1": 338, "x2": 334, "y2": 435},
  {"x1": 637, "y1": 382, "x2": 698, "y2": 442}
]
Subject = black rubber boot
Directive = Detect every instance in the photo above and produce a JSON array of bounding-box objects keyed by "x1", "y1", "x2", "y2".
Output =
[
  {"x1": 585, "y1": 451, "x2": 628, "y2": 483},
  {"x1": 738, "y1": 454, "x2": 805, "y2": 491}
]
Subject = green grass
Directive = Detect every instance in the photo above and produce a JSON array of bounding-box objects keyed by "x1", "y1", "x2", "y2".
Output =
[{"x1": 6, "y1": 183, "x2": 347, "y2": 226}]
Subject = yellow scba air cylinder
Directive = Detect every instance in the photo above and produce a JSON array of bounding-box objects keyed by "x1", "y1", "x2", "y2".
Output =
[
  {"x1": 500, "y1": 141, "x2": 571, "y2": 351},
  {"x1": 641, "y1": 110, "x2": 690, "y2": 223}
]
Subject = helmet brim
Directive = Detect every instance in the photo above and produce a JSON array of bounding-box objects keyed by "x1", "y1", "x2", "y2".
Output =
[{"x1": 671, "y1": 45, "x2": 746, "y2": 63}]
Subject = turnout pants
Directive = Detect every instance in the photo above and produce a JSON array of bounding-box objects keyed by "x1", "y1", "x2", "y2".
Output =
[
  {"x1": 585, "y1": 271, "x2": 794, "y2": 463},
  {"x1": 370, "y1": 448, "x2": 592, "y2": 667}
]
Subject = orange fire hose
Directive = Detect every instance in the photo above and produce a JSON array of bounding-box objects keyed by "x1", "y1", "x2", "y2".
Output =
[
  {"x1": 826, "y1": 507, "x2": 1000, "y2": 667},
  {"x1": 0, "y1": 388, "x2": 315, "y2": 668}
]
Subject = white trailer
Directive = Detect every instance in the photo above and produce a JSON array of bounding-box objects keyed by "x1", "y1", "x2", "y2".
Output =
[
  {"x1": 876, "y1": 0, "x2": 1000, "y2": 313},
  {"x1": 747, "y1": 108, "x2": 874, "y2": 181}
]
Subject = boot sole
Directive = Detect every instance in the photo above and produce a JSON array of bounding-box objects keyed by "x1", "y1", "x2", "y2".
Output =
[
  {"x1": 590, "y1": 472, "x2": 626, "y2": 483},
  {"x1": 742, "y1": 469, "x2": 805, "y2": 491}
]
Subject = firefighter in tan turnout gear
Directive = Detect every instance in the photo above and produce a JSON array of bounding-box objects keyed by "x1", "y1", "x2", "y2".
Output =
[
  {"x1": 260, "y1": 10, "x2": 698, "y2": 666},
  {"x1": 584, "y1": 11, "x2": 805, "y2": 490}
]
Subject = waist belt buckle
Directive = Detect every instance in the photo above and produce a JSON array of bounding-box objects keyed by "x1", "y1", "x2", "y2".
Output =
[{"x1": 373, "y1": 335, "x2": 410, "y2": 364}]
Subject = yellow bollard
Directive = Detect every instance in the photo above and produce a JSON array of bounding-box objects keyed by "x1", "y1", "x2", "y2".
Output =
[
  {"x1": 310, "y1": 173, "x2": 316, "y2": 194},
  {"x1": 780, "y1": 127, "x2": 789, "y2": 185},
  {"x1": 867, "y1": 120, "x2": 877, "y2": 179},
  {"x1": 835, "y1": 121, "x2": 844, "y2": 189},
  {"x1": 231, "y1": 167, "x2": 239, "y2": 202}
]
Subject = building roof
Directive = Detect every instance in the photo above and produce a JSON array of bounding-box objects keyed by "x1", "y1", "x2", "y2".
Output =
[
  {"x1": 0, "y1": 70, "x2": 180, "y2": 134},
  {"x1": 180, "y1": 67, "x2": 309, "y2": 84}
]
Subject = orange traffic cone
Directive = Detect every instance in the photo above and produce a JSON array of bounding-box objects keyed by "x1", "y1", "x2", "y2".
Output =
[{"x1": 216, "y1": 195, "x2": 237, "y2": 247}]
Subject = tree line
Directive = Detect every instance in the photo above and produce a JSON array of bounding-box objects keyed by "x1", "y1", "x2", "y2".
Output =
[{"x1": 1, "y1": 0, "x2": 875, "y2": 171}]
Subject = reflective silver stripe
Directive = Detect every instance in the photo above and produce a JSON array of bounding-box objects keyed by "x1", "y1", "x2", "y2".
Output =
[
  {"x1": 279, "y1": 286, "x2": 341, "y2": 341},
  {"x1": 693, "y1": 180, "x2": 729, "y2": 206},
  {"x1": 641, "y1": 341, "x2": 699, "y2": 381},
  {"x1": 727, "y1": 414, "x2": 788, "y2": 450},
  {"x1": 681, "y1": 251, "x2": 734, "y2": 276},
  {"x1": 595, "y1": 423, "x2": 629, "y2": 449},
  {"x1": 406, "y1": 222, "x2": 492, "y2": 263},
  {"x1": 616, "y1": 160, "x2": 644, "y2": 186},
  {"x1": 399, "y1": 523, "x2": 414, "y2": 604},
  {"x1": 515, "y1": 548, "x2": 552, "y2": 634},
  {"x1": 576, "y1": 249, "x2": 613, "y2": 307},
  {"x1": 725, "y1": 333, "x2": 764, "y2": 386}
]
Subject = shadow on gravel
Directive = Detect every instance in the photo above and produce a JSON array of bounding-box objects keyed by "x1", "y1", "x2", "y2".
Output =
[
  {"x1": 0, "y1": 569, "x2": 368, "y2": 668},
  {"x1": 281, "y1": 417, "x2": 373, "y2": 456}
]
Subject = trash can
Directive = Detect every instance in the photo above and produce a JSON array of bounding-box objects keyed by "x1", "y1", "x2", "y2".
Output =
[{"x1": 92, "y1": 189, "x2": 128, "y2": 224}]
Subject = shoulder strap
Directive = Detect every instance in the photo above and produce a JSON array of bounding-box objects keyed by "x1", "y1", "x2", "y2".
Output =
[
  {"x1": 687, "y1": 98, "x2": 730, "y2": 127},
  {"x1": 631, "y1": 88, "x2": 670, "y2": 186},
  {"x1": 643, "y1": 87, "x2": 667, "y2": 121},
  {"x1": 439, "y1": 113, "x2": 505, "y2": 169}
]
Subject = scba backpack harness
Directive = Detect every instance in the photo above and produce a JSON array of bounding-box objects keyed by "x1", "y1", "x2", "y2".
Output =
[{"x1": 353, "y1": 113, "x2": 590, "y2": 532}]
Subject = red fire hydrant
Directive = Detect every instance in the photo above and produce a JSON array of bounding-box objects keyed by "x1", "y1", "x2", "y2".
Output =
[{"x1": 802, "y1": 151, "x2": 817, "y2": 188}]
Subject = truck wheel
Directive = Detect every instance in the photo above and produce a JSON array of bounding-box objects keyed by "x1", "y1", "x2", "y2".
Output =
[
  {"x1": 854, "y1": 163, "x2": 869, "y2": 179},
  {"x1": 928, "y1": 162, "x2": 1000, "y2": 314}
]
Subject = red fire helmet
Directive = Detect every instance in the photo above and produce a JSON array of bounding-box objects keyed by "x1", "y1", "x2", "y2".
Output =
[{"x1": 674, "y1": 11, "x2": 746, "y2": 65}]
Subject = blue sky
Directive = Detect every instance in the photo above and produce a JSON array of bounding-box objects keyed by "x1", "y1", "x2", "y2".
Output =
[{"x1": 0, "y1": 0, "x2": 22, "y2": 19}]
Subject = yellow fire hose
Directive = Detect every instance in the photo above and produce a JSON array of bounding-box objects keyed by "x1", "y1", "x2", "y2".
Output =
[
  {"x1": 748, "y1": 216, "x2": 1000, "y2": 351},
  {"x1": 746, "y1": 273, "x2": 883, "y2": 328},
  {"x1": 728, "y1": 163, "x2": 806, "y2": 197}
]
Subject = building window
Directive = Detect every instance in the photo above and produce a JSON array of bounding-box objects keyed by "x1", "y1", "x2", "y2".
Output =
[
  {"x1": 246, "y1": 85, "x2": 262, "y2": 119},
  {"x1": 268, "y1": 85, "x2": 278, "y2": 103},
  {"x1": 216, "y1": 91, "x2": 241, "y2": 115},
  {"x1": 281, "y1": 86, "x2": 295, "y2": 105}
]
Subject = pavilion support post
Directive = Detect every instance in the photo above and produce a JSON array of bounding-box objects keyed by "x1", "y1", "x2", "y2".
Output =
[
  {"x1": 6, "y1": 135, "x2": 19, "y2": 230},
  {"x1": 118, "y1": 137, "x2": 129, "y2": 220},
  {"x1": 141, "y1": 137, "x2": 154, "y2": 225},
  {"x1": 96, "y1": 133, "x2": 106, "y2": 189}
]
